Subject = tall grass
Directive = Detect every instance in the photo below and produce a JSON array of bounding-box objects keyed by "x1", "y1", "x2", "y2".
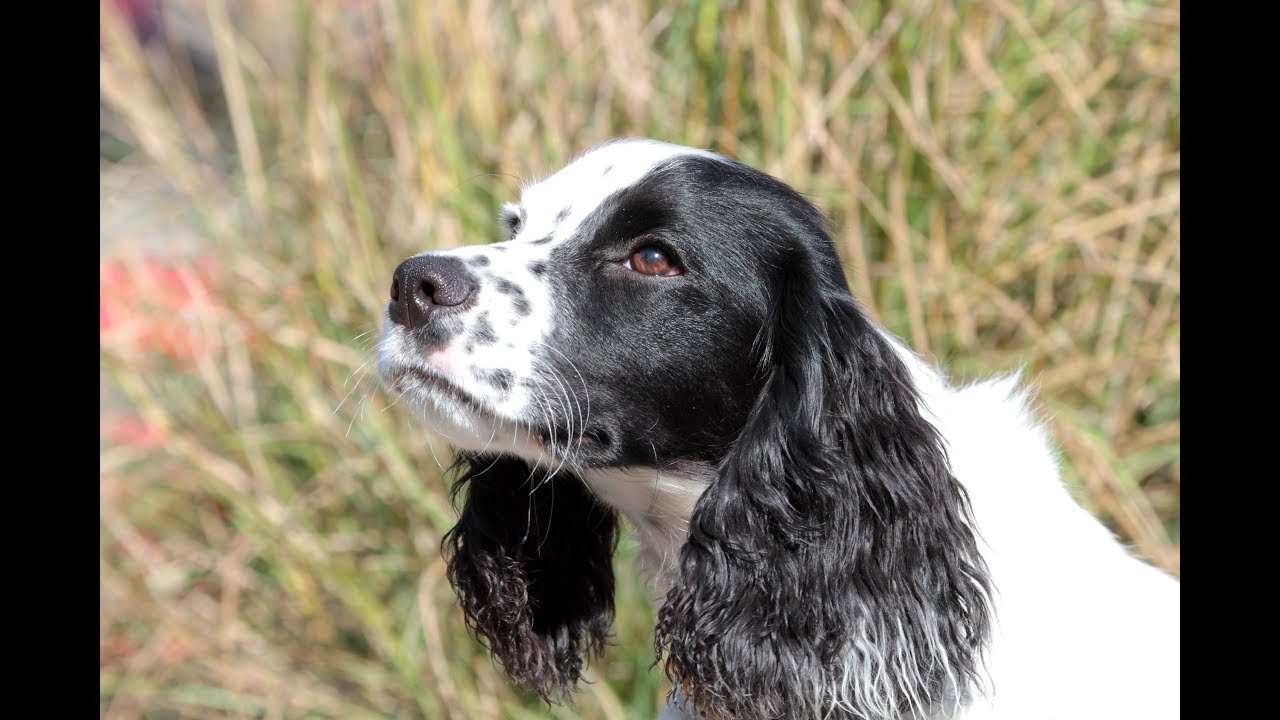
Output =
[{"x1": 100, "y1": 1, "x2": 1179, "y2": 717}]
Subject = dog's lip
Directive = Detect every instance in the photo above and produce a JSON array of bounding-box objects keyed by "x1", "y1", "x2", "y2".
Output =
[
  {"x1": 385, "y1": 363, "x2": 600, "y2": 456},
  {"x1": 385, "y1": 363, "x2": 488, "y2": 413},
  {"x1": 384, "y1": 363, "x2": 620, "y2": 466}
]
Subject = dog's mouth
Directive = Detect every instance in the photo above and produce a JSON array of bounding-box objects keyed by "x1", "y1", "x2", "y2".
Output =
[
  {"x1": 384, "y1": 363, "x2": 491, "y2": 417},
  {"x1": 383, "y1": 361, "x2": 616, "y2": 462}
]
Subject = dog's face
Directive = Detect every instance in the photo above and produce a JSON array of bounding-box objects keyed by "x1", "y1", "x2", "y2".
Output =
[{"x1": 378, "y1": 139, "x2": 814, "y2": 470}]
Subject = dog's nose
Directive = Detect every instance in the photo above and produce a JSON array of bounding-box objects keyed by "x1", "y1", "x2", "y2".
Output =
[{"x1": 388, "y1": 255, "x2": 477, "y2": 329}]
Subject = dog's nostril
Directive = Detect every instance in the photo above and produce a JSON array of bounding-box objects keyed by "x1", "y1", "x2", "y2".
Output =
[{"x1": 387, "y1": 254, "x2": 477, "y2": 329}]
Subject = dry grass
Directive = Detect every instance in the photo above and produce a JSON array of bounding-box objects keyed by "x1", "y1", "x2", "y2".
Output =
[{"x1": 100, "y1": 1, "x2": 1179, "y2": 717}]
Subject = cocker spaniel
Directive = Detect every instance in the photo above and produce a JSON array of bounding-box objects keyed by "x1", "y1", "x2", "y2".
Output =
[{"x1": 376, "y1": 139, "x2": 1180, "y2": 720}]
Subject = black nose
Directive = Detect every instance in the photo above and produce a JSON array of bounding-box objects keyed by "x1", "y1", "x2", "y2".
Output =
[{"x1": 388, "y1": 255, "x2": 477, "y2": 329}]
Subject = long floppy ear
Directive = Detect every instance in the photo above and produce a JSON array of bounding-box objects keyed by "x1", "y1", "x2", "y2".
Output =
[
  {"x1": 443, "y1": 453, "x2": 619, "y2": 702},
  {"x1": 657, "y1": 248, "x2": 993, "y2": 720}
]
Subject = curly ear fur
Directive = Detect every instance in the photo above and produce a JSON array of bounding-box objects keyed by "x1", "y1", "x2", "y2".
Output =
[
  {"x1": 656, "y1": 246, "x2": 994, "y2": 720},
  {"x1": 443, "y1": 454, "x2": 619, "y2": 702}
]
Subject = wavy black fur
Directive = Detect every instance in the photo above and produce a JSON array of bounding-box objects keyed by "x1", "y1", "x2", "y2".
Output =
[
  {"x1": 443, "y1": 454, "x2": 619, "y2": 702},
  {"x1": 656, "y1": 235, "x2": 994, "y2": 719}
]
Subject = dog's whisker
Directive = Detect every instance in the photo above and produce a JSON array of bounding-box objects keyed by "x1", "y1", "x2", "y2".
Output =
[
  {"x1": 535, "y1": 360, "x2": 581, "y2": 475},
  {"x1": 334, "y1": 355, "x2": 377, "y2": 416},
  {"x1": 344, "y1": 386, "x2": 371, "y2": 438}
]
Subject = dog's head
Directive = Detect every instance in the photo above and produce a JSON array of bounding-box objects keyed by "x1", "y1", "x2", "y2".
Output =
[
  {"x1": 378, "y1": 139, "x2": 992, "y2": 719},
  {"x1": 378, "y1": 140, "x2": 776, "y2": 468}
]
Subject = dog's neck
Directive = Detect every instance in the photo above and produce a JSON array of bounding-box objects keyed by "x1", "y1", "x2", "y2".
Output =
[{"x1": 580, "y1": 465, "x2": 712, "y2": 602}]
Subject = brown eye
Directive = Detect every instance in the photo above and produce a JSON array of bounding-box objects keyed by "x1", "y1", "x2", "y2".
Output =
[{"x1": 626, "y1": 246, "x2": 682, "y2": 276}]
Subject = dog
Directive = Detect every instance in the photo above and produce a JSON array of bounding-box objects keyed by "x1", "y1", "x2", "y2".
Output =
[{"x1": 376, "y1": 138, "x2": 1179, "y2": 720}]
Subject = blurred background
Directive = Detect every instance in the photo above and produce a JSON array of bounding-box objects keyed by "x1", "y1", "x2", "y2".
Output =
[{"x1": 100, "y1": 1, "x2": 1180, "y2": 718}]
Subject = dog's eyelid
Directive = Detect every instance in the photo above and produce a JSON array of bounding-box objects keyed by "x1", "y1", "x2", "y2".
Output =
[{"x1": 628, "y1": 235, "x2": 680, "y2": 260}]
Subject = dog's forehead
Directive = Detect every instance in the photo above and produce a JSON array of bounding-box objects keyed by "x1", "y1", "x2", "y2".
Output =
[{"x1": 513, "y1": 139, "x2": 720, "y2": 245}]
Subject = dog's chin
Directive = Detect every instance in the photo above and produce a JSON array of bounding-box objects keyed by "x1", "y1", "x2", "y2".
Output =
[{"x1": 380, "y1": 363, "x2": 558, "y2": 462}]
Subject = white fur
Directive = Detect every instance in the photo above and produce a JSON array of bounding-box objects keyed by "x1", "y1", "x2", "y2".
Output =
[
  {"x1": 582, "y1": 466, "x2": 711, "y2": 603},
  {"x1": 821, "y1": 333, "x2": 1178, "y2": 720},
  {"x1": 511, "y1": 138, "x2": 720, "y2": 250}
]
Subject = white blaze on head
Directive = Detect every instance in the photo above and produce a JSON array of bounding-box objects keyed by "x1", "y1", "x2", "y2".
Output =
[{"x1": 507, "y1": 138, "x2": 721, "y2": 249}]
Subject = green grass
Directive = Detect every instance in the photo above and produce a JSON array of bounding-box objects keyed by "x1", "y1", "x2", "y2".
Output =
[{"x1": 100, "y1": 1, "x2": 1179, "y2": 717}]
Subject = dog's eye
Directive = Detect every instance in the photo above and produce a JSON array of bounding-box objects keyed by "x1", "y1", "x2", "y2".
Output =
[
  {"x1": 503, "y1": 214, "x2": 522, "y2": 238},
  {"x1": 626, "y1": 246, "x2": 682, "y2": 276},
  {"x1": 499, "y1": 204, "x2": 524, "y2": 239}
]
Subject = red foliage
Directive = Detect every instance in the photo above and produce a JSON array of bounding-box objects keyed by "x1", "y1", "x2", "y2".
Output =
[
  {"x1": 101, "y1": 413, "x2": 168, "y2": 449},
  {"x1": 100, "y1": 256, "x2": 222, "y2": 365},
  {"x1": 101, "y1": 255, "x2": 222, "y2": 450}
]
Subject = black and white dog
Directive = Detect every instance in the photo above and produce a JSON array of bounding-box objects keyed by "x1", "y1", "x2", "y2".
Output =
[{"x1": 377, "y1": 139, "x2": 1180, "y2": 720}]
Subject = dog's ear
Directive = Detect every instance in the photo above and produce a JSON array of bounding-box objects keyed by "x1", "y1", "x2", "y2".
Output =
[
  {"x1": 444, "y1": 454, "x2": 619, "y2": 702},
  {"x1": 657, "y1": 247, "x2": 993, "y2": 720}
]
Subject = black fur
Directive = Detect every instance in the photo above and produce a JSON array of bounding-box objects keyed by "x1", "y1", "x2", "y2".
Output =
[
  {"x1": 471, "y1": 312, "x2": 497, "y2": 345},
  {"x1": 535, "y1": 158, "x2": 783, "y2": 468},
  {"x1": 443, "y1": 454, "x2": 620, "y2": 702}
]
